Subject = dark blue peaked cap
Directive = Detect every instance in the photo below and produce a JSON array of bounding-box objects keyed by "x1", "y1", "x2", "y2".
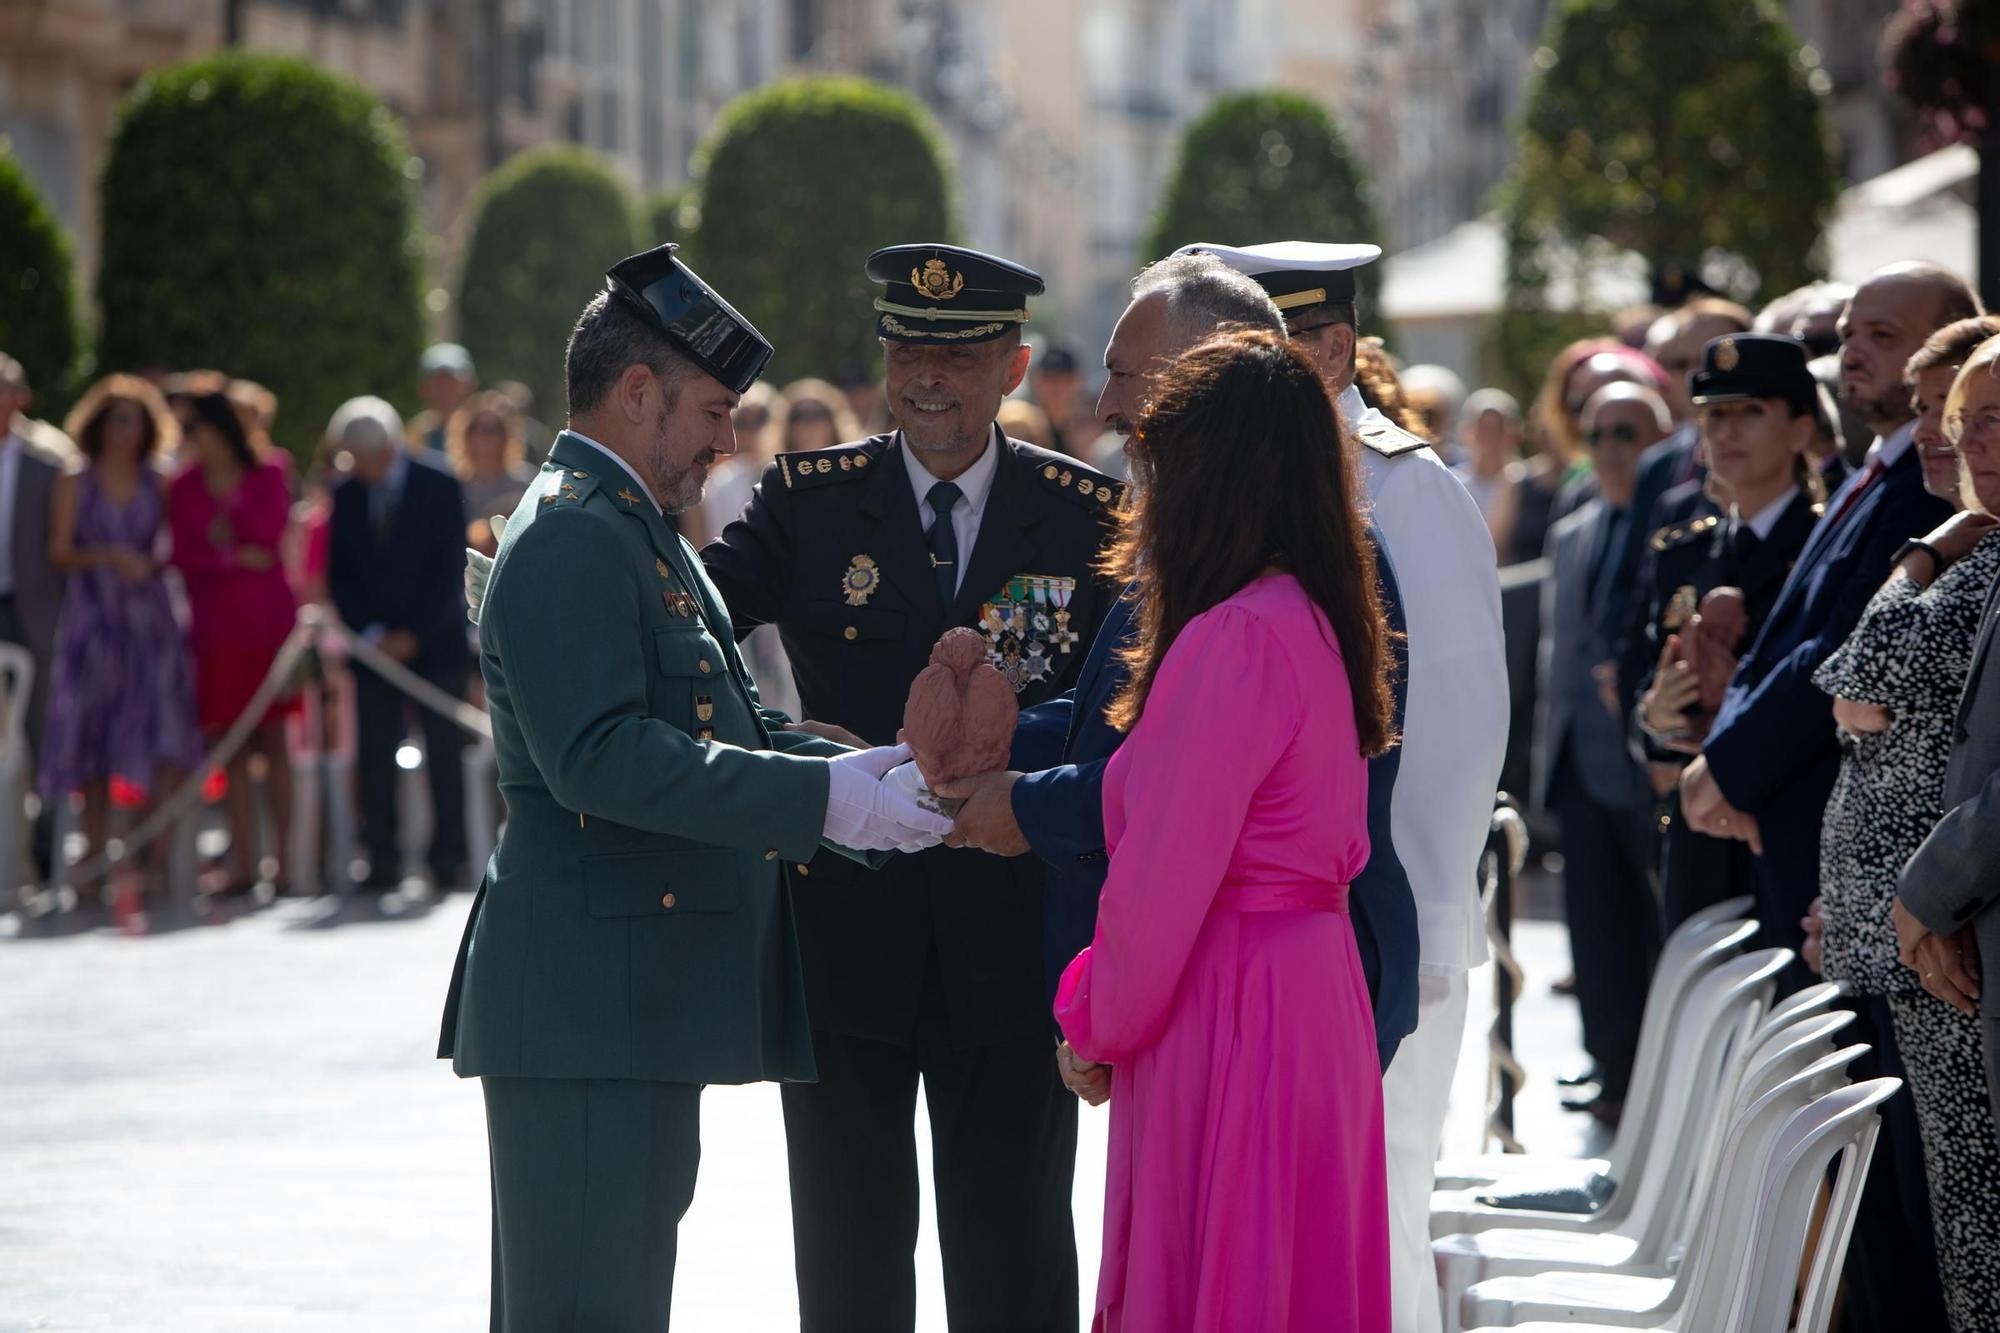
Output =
[{"x1": 866, "y1": 243, "x2": 1044, "y2": 346}]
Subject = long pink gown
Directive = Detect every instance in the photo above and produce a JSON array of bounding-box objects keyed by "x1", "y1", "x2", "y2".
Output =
[{"x1": 1055, "y1": 574, "x2": 1390, "y2": 1333}]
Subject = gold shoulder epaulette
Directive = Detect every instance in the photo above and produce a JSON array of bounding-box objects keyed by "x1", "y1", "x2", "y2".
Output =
[
  {"x1": 1355, "y1": 418, "x2": 1428, "y2": 459},
  {"x1": 1034, "y1": 459, "x2": 1125, "y2": 509},
  {"x1": 777, "y1": 444, "x2": 877, "y2": 491},
  {"x1": 1649, "y1": 513, "x2": 1719, "y2": 551}
]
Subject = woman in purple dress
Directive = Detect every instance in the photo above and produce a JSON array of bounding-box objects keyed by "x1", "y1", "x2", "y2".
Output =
[{"x1": 41, "y1": 376, "x2": 202, "y2": 896}]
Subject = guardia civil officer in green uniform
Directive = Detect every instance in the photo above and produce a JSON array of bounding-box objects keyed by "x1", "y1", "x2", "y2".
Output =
[
  {"x1": 438, "y1": 244, "x2": 951, "y2": 1332},
  {"x1": 703, "y1": 244, "x2": 1123, "y2": 1332},
  {"x1": 1629, "y1": 333, "x2": 1823, "y2": 931}
]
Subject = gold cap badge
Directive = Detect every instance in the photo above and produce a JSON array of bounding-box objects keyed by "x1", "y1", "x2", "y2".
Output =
[
  {"x1": 1714, "y1": 338, "x2": 1739, "y2": 372},
  {"x1": 911, "y1": 259, "x2": 965, "y2": 302}
]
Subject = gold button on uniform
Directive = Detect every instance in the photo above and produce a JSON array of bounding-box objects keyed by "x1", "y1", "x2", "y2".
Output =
[
  {"x1": 796, "y1": 864, "x2": 810, "y2": 877},
  {"x1": 697, "y1": 659, "x2": 712, "y2": 674},
  {"x1": 660, "y1": 892, "x2": 677, "y2": 909},
  {"x1": 764, "y1": 849, "x2": 779, "y2": 860},
  {"x1": 843, "y1": 626, "x2": 858, "y2": 641}
]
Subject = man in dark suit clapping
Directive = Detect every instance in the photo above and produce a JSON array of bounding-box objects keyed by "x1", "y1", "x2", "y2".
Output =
[{"x1": 327, "y1": 396, "x2": 470, "y2": 892}]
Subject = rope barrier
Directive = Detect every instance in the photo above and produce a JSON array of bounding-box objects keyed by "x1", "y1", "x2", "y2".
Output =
[
  {"x1": 63, "y1": 604, "x2": 491, "y2": 882},
  {"x1": 1482, "y1": 797, "x2": 1532, "y2": 1154}
]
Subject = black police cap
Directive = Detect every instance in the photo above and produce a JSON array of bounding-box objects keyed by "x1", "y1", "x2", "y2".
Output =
[
  {"x1": 866, "y1": 244, "x2": 1044, "y2": 346},
  {"x1": 605, "y1": 244, "x2": 773, "y2": 395},
  {"x1": 1690, "y1": 334, "x2": 1815, "y2": 412}
]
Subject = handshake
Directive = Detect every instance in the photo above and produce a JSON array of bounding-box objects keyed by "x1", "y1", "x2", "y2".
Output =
[{"x1": 809, "y1": 628, "x2": 1033, "y2": 857}]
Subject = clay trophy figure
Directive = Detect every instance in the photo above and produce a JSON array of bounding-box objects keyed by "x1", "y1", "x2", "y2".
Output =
[{"x1": 893, "y1": 627, "x2": 1020, "y2": 813}]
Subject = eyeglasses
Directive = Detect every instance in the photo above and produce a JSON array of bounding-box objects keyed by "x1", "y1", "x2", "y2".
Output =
[
  {"x1": 1584, "y1": 423, "x2": 1644, "y2": 447},
  {"x1": 1949, "y1": 409, "x2": 2000, "y2": 441}
]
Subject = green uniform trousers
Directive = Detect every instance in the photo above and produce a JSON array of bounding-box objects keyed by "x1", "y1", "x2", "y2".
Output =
[{"x1": 483, "y1": 1077, "x2": 701, "y2": 1332}]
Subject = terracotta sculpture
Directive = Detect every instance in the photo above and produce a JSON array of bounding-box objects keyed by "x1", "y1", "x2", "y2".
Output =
[
  {"x1": 1685, "y1": 586, "x2": 1748, "y2": 713},
  {"x1": 902, "y1": 627, "x2": 1019, "y2": 790}
]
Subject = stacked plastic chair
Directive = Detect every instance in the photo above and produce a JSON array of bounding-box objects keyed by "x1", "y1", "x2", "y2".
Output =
[
  {"x1": 1455, "y1": 1078, "x2": 1898, "y2": 1331},
  {"x1": 1434, "y1": 1002, "x2": 1859, "y2": 1329}
]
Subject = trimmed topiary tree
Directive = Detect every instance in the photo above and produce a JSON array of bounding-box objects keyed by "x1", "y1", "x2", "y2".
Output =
[
  {"x1": 643, "y1": 185, "x2": 691, "y2": 248},
  {"x1": 689, "y1": 77, "x2": 957, "y2": 386},
  {"x1": 1494, "y1": 0, "x2": 1840, "y2": 394},
  {"x1": 455, "y1": 145, "x2": 641, "y2": 421},
  {"x1": 97, "y1": 52, "x2": 425, "y2": 463},
  {"x1": 1141, "y1": 91, "x2": 1385, "y2": 312},
  {"x1": 0, "y1": 148, "x2": 82, "y2": 412}
]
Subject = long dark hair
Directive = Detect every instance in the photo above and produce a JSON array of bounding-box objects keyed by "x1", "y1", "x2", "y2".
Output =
[
  {"x1": 1104, "y1": 328, "x2": 1396, "y2": 756},
  {"x1": 185, "y1": 390, "x2": 257, "y2": 471}
]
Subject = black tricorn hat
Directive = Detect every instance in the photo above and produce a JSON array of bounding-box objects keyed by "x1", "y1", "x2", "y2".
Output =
[
  {"x1": 606, "y1": 244, "x2": 773, "y2": 395},
  {"x1": 1690, "y1": 333, "x2": 1815, "y2": 413},
  {"x1": 866, "y1": 243, "x2": 1044, "y2": 346}
]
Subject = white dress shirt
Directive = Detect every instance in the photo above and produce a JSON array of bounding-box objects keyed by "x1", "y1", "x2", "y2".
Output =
[
  {"x1": 570, "y1": 430, "x2": 663, "y2": 516},
  {"x1": 0, "y1": 430, "x2": 24, "y2": 598},
  {"x1": 901, "y1": 428, "x2": 999, "y2": 596},
  {"x1": 1340, "y1": 385, "x2": 1510, "y2": 975},
  {"x1": 1734, "y1": 484, "x2": 1802, "y2": 542}
]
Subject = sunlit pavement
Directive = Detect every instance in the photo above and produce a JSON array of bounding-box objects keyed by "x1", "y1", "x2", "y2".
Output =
[{"x1": 1, "y1": 885, "x2": 1591, "y2": 1331}]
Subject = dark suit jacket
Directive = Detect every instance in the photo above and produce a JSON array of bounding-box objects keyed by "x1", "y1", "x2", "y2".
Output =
[
  {"x1": 1706, "y1": 439, "x2": 1954, "y2": 941},
  {"x1": 1901, "y1": 570, "x2": 2000, "y2": 1016},
  {"x1": 329, "y1": 452, "x2": 469, "y2": 677},
  {"x1": 1012, "y1": 539, "x2": 1421, "y2": 1070},
  {"x1": 703, "y1": 430, "x2": 1122, "y2": 1048}
]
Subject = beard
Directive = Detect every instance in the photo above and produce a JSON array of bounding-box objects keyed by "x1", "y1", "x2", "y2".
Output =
[
  {"x1": 647, "y1": 401, "x2": 711, "y2": 514},
  {"x1": 1839, "y1": 373, "x2": 1909, "y2": 429}
]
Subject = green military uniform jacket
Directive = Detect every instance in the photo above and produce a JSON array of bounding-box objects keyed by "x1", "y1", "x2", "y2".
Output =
[{"x1": 439, "y1": 431, "x2": 842, "y2": 1085}]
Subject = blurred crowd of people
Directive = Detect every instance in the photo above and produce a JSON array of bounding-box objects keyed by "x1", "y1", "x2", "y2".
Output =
[{"x1": 1365, "y1": 263, "x2": 1999, "y2": 1332}]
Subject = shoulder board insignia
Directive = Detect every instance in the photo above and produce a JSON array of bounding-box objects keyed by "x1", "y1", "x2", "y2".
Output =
[
  {"x1": 1034, "y1": 459, "x2": 1125, "y2": 509},
  {"x1": 780, "y1": 445, "x2": 875, "y2": 492},
  {"x1": 1650, "y1": 513, "x2": 1717, "y2": 551},
  {"x1": 539, "y1": 469, "x2": 594, "y2": 506},
  {"x1": 1355, "y1": 419, "x2": 1427, "y2": 459}
]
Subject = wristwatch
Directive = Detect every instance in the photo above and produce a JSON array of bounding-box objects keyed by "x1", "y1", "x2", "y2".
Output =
[{"x1": 1892, "y1": 538, "x2": 1946, "y2": 577}]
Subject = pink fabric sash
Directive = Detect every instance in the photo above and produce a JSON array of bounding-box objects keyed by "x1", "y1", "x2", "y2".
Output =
[{"x1": 1212, "y1": 881, "x2": 1351, "y2": 915}]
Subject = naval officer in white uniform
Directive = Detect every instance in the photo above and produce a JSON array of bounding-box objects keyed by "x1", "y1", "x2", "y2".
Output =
[{"x1": 1182, "y1": 240, "x2": 1509, "y2": 1333}]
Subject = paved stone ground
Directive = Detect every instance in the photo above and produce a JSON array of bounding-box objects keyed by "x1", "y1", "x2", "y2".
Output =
[{"x1": 1, "y1": 885, "x2": 1591, "y2": 1332}]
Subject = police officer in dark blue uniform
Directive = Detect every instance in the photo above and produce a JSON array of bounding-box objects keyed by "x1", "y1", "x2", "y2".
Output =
[
  {"x1": 1629, "y1": 335, "x2": 1825, "y2": 931},
  {"x1": 702, "y1": 243, "x2": 1122, "y2": 1333}
]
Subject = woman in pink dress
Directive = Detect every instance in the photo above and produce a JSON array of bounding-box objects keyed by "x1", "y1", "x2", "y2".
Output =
[
  {"x1": 1054, "y1": 329, "x2": 1396, "y2": 1332},
  {"x1": 168, "y1": 390, "x2": 299, "y2": 894}
]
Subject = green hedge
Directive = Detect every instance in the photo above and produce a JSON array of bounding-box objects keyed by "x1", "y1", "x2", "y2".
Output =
[
  {"x1": 456, "y1": 144, "x2": 640, "y2": 421},
  {"x1": 0, "y1": 148, "x2": 82, "y2": 412},
  {"x1": 689, "y1": 77, "x2": 957, "y2": 386},
  {"x1": 97, "y1": 52, "x2": 425, "y2": 463},
  {"x1": 1142, "y1": 91, "x2": 1385, "y2": 314}
]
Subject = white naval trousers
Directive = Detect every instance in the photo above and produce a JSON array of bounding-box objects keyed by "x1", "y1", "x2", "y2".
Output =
[{"x1": 1382, "y1": 970, "x2": 1470, "y2": 1333}]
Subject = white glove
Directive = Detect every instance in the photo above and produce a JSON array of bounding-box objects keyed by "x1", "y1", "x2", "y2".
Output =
[
  {"x1": 464, "y1": 539, "x2": 499, "y2": 624},
  {"x1": 821, "y1": 743, "x2": 953, "y2": 854}
]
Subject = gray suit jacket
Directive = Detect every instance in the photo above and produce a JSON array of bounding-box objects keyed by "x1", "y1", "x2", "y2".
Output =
[
  {"x1": 12, "y1": 442, "x2": 66, "y2": 668},
  {"x1": 1535, "y1": 497, "x2": 1644, "y2": 813},
  {"x1": 1900, "y1": 569, "x2": 2000, "y2": 1015}
]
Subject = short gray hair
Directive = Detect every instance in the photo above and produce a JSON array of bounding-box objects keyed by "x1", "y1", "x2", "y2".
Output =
[
  {"x1": 565, "y1": 289, "x2": 696, "y2": 418},
  {"x1": 1130, "y1": 253, "x2": 1284, "y2": 351},
  {"x1": 326, "y1": 395, "x2": 405, "y2": 453}
]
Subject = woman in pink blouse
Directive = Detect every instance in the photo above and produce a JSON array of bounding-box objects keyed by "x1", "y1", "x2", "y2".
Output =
[
  {"x1": 1054, "y1": 330, "x2": 1396, "y2": 1331},
  {"x1": 168, "y1": 391, "x2": 299, "y2": 894}
]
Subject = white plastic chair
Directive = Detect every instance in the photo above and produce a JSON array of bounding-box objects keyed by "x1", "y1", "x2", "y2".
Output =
[
  {"x1": 1458, "y1": 1077, "x2": 1897, "y2": 1332},
  {"x1": 1435, "y1": 915, "x2": 1760, "y2": 1200},
  {"x1": 1431, "y1": 947, "x2": 1790, "y2": 1240},
  {"x1": 1435, "y1": 1024, "x2": 1862, "y2": 1330}
]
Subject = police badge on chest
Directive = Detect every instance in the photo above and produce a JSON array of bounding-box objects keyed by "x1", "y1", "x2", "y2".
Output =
[{"x1": 978, "y1": 574, "x2": 1079, "y2": 690}]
